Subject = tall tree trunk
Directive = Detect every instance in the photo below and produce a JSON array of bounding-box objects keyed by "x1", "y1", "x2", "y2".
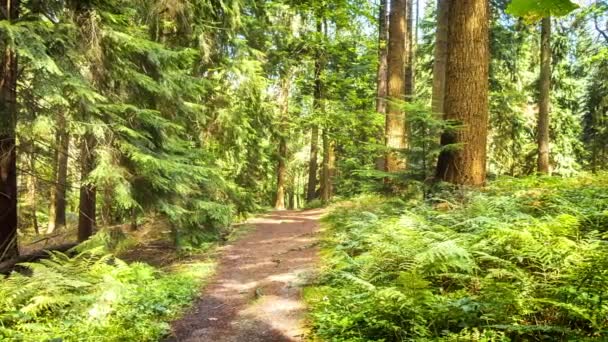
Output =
[
  {"x1": 537, "y1": 17, "x2": 551, "y2": 174},
  {"x1": 321, "y1": 131, "x2": 335, "y2": 203},
  {"x1": 307, "y1": 20, "x2": 323, "y2": 202},
  {"x1": 47, "y1": 112, "x2": 70, "y2": 234},
  {"x1": 385, "y1": 0, "x2": 408, "y2": 172},
  {"x1": 431, "y1": 0, "x2": 449, "y2": 117},
  {"x1": 375, "y1": 0, "x2": 389, "y2": 171},
  {"x1": 0, "y1": 0, "x2": 19, "y2": 261},
  {"x1": 77, "y1": 133, "x2": 96, "y2": 242},
  {"x1": 376, "y1": 0, "x2": 389, "y2": 115},
  {"x1": 27, "y1": 150, "x2": 39, "y2": 235},
  {"x1": 405, "y1": 0, "x2": 414, "y2": 98},
  {"x1": 275, "y1": 77, "x2": 290, "y2": 210},
  {"x1": 435, "y1": 0, "x2": 489, "y2": 186}
]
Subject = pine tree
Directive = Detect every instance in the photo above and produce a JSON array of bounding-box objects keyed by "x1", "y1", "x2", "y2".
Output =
[
  {"x1": 435, "y1": 0, "x2": 489, "y2": 185},
  {"x1": 385, "y1": 0, "x2": 408, "y2": 172}
]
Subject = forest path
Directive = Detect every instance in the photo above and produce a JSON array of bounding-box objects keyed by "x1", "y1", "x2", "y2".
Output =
[{"x1": 167, "y1": 209, "x2": 324, "y2": 342}]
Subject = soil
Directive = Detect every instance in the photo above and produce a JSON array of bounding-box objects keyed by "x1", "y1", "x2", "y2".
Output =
[{"x1": 167, "y1": 209, "x2": 324, "y2": 342}]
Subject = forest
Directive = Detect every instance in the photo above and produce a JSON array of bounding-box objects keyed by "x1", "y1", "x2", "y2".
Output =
[{"x1": 0, "y1": 0, "x2": 608, "y2": 341}]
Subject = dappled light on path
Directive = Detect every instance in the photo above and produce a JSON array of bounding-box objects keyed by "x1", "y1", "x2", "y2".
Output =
[{"x1": 167, "y1": 209, "x2": 323, "y2": 342}]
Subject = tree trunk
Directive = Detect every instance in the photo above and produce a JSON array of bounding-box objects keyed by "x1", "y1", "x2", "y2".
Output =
[
  {"x1": 321, "y1": 131, "x2": 335, "y2": 203},
  {"x1": 307, "y1": 126, "x2": 319, "y2": 201},
  {"x1": 385, "y1": 0, "x2": 408, "y2": 172},
  {"x1": 28, "y1": 153, "x2": 39, "y2": 235},
  {"x1": 537, "y1": 17, "x2": 551, "y2": 175},
  {"x1": 275, "y1": 77, "x2": 290, "y2": 210},
  {"x1": 307, "y1": 20, "x2": 324, "y2": 201},
  {"x1": 47, "y1": 112, "x2": 70, "y2": 234},
  {"x1": 435, "y1": 0, "x2": 489, "y2": 186},
  {"x1": 0, "y1": 0, "x2": 20, "y2": 261},
  {"x1": 431, "y1": 0, "x2": 449, "y2": 117},
  {"x1": 375, "y1": 0, "x2": 389, "y2": 171},
  {"x1": 77, "y1": 133, "x2": 97, "y2": 242},
  {"x1": 405, "y1": 0, "x2": 414, "y2": 98},
  {"x1": 376, "y1": 0, "x2": 389, "y2": 114}
]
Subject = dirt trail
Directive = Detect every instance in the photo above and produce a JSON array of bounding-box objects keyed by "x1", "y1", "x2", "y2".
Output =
[{"x1": 167, "y1": 209, "x2": 323, "y2": 342}]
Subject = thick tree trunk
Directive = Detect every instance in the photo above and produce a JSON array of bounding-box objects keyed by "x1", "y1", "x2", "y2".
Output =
[
  {"x1": 385, "y1": 0, "x2": 408, "y2": 172},
  {"x1": 47, "y1": 112, "x2": 70, "y2": 234},
  {"x1": 307, "y1": 20, "x2": 323, "y2": 201},
  {"x1": 275, "y1": 77, "x2": 290, "y2": 210},
  {"x1": 0, "y1": 0, "x2": 20, "y2": 261},
  {"x1": 321, "y1": 131, "x2": 335, "y2": 203},
  {"x1": 375, "y1": 0, "x2": 389, "y2": 171},
  {"x1": 435, "y1": 0, "x2": 489, "y2": 186},
  {"x1": 431, "y1": 0, "x2": 449, "y2": 117},
  {"x1": 77, "y1": 133, "x2": 97, "y2": 242},
  {"x1": 537, "y1": 17, "x2": 551, "y2": 175}
]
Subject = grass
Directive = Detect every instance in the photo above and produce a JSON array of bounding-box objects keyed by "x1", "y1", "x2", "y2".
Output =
[{"x1": 305, "y1": 173, "x2": 608, "y2": 341}]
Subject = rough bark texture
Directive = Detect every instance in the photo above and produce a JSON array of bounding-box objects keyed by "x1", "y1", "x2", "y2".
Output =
[
  {"x1": 307, "y1": 21, "x2": 323, "y2": 202},
  {"x1": 405, "y1": 0, "x2": 414, "y2": 98},
  {"x1": 321, "y1": 131, "x2": 335, "y2": 204},
  {"x1": 385, "y1": 0, "x2": 408, "y2": 172},
  {"x1": 537, "y1": 17, "x2": 551, "y2": 175},
  {"x1": 376, "y1": 0, "x2": 389, "y2": 115},
  {"x1": 435, "y1": 0, "x2": 489, "y2": 186},
  {"x1": 0, "y1": 0, "x2": 19, "y2": 261},
  {"x1": 47, "y1": 112, "x2": 70, "y2": 234},
  {"x1": 375, "y1": 0, "x2": 389, "y2": 171},
  {"x1": 77, "y1": 133, "x2": 97, "y2": 242},
  {"x1": 431, "y1": 0, "x2": 449, "y2": 117},
  {"x1": 275, "y1": 77, "x2": 289, "y2": 210}
]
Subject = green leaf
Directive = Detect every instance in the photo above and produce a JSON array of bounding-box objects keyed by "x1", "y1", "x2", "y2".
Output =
[{"x1": 506, "y1": 0, "x2": 579, "y2": 21}]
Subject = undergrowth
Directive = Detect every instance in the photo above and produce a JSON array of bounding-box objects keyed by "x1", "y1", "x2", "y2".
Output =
[
  {"x1": 306, "y1": 173, "x2": 608, "y2": 341},
  {"x1": 0, "y1": 233, "x2": 215, "y2": 341}
]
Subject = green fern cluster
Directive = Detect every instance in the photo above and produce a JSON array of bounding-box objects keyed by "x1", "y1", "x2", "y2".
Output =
[
  {"x1": 0, "y1": 248, "x2": 213, "y2": 341},
  {"x1": 306, "y1": 173, "x2": 608, "y2": 341}
]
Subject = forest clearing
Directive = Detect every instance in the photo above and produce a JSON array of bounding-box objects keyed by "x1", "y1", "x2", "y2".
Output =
[{"x1": 1, "y1": 0, "x2": 608, "y2": 341}]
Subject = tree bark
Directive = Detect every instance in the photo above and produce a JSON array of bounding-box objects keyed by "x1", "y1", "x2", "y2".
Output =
[
  {"x1": 0, "y1": 0, "x2": 20, "y2": 261},
  {"x1": 275, "y1": 77, "x2": 290, "y2": 210},
  {"x1": 376, "y1": 0, "x2": 389, "y2": 115},
  {"x1": 431, "y1": 0, "x2": 449, "y2": 117},
  {"x1": 435, "y1": 0, "x2": 489, "y2": 186},
  {"x1": 77, "y1": 133, "x2": 97, "y2": 242},
  {"x1": 385, "y1": 0, "x2": 408, "y2": 172},
  {"x1": 47, "y1": 112, "x2": 70, "y2": 234},
  {"x1": 537, "y1": 17, "x2": 551, "y2": 175},
  {"x1": 321, "y1": 130, "x2": 335, "y2": 204},
  {"x1": 307, "y1": 21, "x2": 323, "y2": 202},
  {"x1": 405, "y1": 0, "x2": 414, "y2": 98},
  {"x1": 375, "y1": 0, "x2": 389, "y2": 171}
]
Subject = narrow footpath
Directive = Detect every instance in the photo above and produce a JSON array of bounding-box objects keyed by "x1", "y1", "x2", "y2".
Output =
[{"x1": 168, "y1": 209, "x2": 323, "y2": 342}]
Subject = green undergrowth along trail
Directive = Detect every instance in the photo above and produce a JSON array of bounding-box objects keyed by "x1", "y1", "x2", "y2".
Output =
[
  {"x1": 306, "y1": 174, "x2": 608, "y2": 341},
  {"x1": 0, "y1": 238, "x2": 215, "y2": 341}
]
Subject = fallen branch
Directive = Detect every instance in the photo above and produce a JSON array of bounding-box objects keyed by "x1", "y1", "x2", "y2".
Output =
[{"x1": 0, "y1": 243, "x2": 78, "y2": 274}]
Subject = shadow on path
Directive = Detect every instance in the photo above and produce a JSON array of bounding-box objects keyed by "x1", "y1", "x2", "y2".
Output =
[{"x1": 167, "y1": 209, "x2": 324, "y2": 342}]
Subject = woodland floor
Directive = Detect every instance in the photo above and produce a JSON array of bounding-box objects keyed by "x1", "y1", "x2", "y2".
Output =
[{"x1": 167, "y1": 209, "x2": 324, "y2": 342}]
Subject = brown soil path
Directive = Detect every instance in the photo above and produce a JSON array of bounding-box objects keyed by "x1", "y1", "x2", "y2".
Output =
[{"x1": 167, "y1": 209, "x2": 323, "y2": 342}]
